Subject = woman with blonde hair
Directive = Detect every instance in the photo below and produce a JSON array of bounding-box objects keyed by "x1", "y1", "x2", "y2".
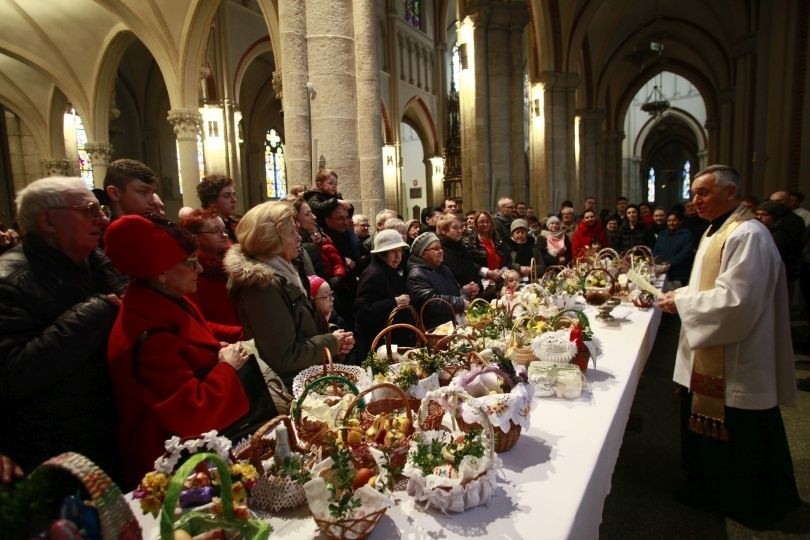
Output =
[{"x1": 225, "y1": 201, "x2": 354, "y2": 388}]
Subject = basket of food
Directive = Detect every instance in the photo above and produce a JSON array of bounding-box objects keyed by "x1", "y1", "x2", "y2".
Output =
[
  {"x1": 419, "y1": 297, "x2": 458, "y2": 349},
  {"x1": 341, "y1": 382, "x2": 417, "y2": 474},
  {"x1": 291, "y1": 375, "x2": 362, "y2": 449},
  {"x1": 293, "y1": 348, "x2": 371, "y2": 400},
  {"x1": 531, "y1": 309, "x2": 594, "y2": 373},
  {"x1": 303, "y1": 433, "x2": 393, "y2": 539},
  {"x1": 0, "y1": 452, "x2": 140, "y2": 539},
  {"x1": 453, "y1": 361, "x2": 533, "y2": 453},
  {"x1": 431, "y1": 332, "x2": 476, "y2": 385},
  {"x1": 508, "y1": 315, "x2": 550, "y2": 366},
  {"x1": 233, "y1": 416, "x2": 311, "y2": 513},
  {"x1": 158, "y1": 451, "x2": 269, "y2": 539},
  {"x1": 367, "y1": 322, "x2": 428, "y2": 365},
  {"x1": 402, "y1": 388, "x2": 498, "y2": 513}
]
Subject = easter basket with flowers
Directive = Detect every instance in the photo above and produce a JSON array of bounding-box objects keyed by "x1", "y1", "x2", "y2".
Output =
[
  {"x1": 132, "y1": 431, "x2": 268, "y2": 539},
  {"x1": 291, "y1": 375, "x2": 362, "y2": 449},
  {"x1": 402, "y1": 388, "x2": 499, "y2": 513},
  {"x1": 507, "y1": 315, "x2": 550, "y2": 366}
]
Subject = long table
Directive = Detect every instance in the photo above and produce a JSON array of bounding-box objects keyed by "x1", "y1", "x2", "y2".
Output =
[{"x1": 130, "y1": 304, "x2": 662, "y2": 539}]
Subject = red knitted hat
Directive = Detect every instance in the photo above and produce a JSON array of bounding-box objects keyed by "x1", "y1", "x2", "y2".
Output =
[
  {"x1": 307, "y1": 275, "x2": 327, "y2": 298},
  {"x1": 105, "y1": 214, "x2": 196, "y2": 280}
]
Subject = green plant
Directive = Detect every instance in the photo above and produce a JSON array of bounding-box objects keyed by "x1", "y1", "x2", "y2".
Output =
[
  {"x1": 392, "y1": 363, "x2": 420, "y2": 390},
  {"x1": 408, "y1": 429, "x2": 486, "y2": 476},
  {"x1": 411, "y1": 349, "x2": 444, "y2": 375},
  {"x1": 325, "y1": 447, "x2": 361, "y2": 521},
  {"x1": 361, "y1": 351, "x2": 390, "y2": 377},
  {"x1": 278, "y1": 455, "x2": 312, "y2": 484}
]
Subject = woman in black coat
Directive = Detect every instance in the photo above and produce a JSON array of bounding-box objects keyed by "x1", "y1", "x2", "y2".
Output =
[
  {"x1": 407, "y1": 232, "x2": 468, "y2": 331},
  {"x1": 354, "y1": 230, "x2": 414, "y2": 359}
]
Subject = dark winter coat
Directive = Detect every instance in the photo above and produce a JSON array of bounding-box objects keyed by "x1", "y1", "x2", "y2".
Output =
[
  {"x1": 406, "y1": 255, "x2": 465, "y2": 331},
  {"x1": 0, "y1": 235, "x2": 126, "y2": 478},
  {"x1": 303, "y1": 189, "x2": 354, "y2": 224},
  {"x1": 653, "y1": 227, "x2": 694, "y2": 284}
]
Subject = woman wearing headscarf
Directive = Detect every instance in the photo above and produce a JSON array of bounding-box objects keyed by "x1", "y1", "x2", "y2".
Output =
[
  {"x1": 354, "y1": 229, "x2": 415, "y2": 358},
  {"x1": 105, "y1": 214, "x2": 250, "y2": 488},
  {"x1": 534, "y1": 215, "x2": 572, "y2": 267},
  {"x1": 225, "y1": 201, "x2": 355, "y2": 388},
  {"x1": 570, "y1": 209, "x2": 608, "y2": 260},
  {"x1": 407, "y1": 232, "x2": 468, "y2": 331}
]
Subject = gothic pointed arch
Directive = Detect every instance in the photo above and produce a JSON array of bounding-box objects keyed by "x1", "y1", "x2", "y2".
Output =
[{"x1": 401, "y1": 96, "x2": 438, "y2": 156}]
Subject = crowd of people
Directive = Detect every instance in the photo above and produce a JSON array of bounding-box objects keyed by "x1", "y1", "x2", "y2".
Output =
[{"x1": 0, "y1": 161, "x2": 803, "y2": 527}]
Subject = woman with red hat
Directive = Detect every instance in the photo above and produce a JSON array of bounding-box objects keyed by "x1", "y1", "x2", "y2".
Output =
[{"x1": 105, "y1": 213, "x2": 251, "y2": 489}]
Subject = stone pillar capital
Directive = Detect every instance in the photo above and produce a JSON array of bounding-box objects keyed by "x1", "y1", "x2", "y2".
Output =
[
  {"x1": 83, "y1": 142, "x2": 114, "y2": 167},
  {"x1": 538, "y1": 71, "x2": 580, "y2": 92},
  {"x1": 167, "y1": 109, "x2": 202, "y2": 140},
  {"x1": 41, "y1": 159, "x2": 72, "y2": 177}
]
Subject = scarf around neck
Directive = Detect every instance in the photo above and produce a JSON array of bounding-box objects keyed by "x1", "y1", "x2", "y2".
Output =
[
  {"x1": 260, "y1": 254, "x2": 306, "y2": 296},
  {"x1": 542, "y1": 229, "x2": 566, "y2": 255}
]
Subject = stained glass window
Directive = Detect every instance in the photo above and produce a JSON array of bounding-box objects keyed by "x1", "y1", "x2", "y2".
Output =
[
  {"x1": 681, "y1": 161, "x2": 691, "y2": 200},
  {"x1": 451, "y1": 43, "x2": 461, "y2": 91},
  {"x1": 647, "y1": 167, "x2": 656, "y2": 203},
  {"x1": 68, "y1": 108, "x2": 93, "y2": 189},
  {"x1": 404, "y1": 0, "x2": 421, "y2": 30},
  {"x1": 265, "y1": 129, "x2": 287, "y2": 199}
]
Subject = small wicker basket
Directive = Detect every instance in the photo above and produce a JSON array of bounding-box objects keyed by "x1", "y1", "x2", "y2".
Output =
[
  {"x1": 455, "y1": 366, "x2": 524, "y2": 453},
  {"x1": 419, "y1": 297, "x2": 457, "y2": 349}
]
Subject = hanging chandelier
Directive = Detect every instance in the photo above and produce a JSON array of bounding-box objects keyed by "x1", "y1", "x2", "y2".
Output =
[{"x1": 641, "y1": 85, "x2": 670, "y2": 117}]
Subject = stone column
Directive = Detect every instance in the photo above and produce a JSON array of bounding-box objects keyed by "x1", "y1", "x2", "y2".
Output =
[
  {"x1": 84, "y1": 142, "x2": 114, "y2": 188},
  {"x1": 602, "y1": 130, "x2": 625, "y2": 206},
  {"x1": 279, "y1": 0, "x2": 312, "y2": 186},
  {"x1": 167, "y1": 109, "x2": 203, "y2": 207},
  {"x1": 353, "y1": 0, "x2": 383, "y2": 216},
  {"x1": 717, "y1": 87, "x2": 735, "y2": 169},
  {"x1": 576, "y1": 109, "x2": 604, "y2": 208},
  {"x1": 536, "y1": 71, "x2": 579, "y2": 213},
  {"x1": 508, "y1": 4, "x2": 529, "y2": 202},
  {"x1": 305, "y1": 0, "x2": 359, "y2": 203},
  {"x1": 41, "y1": 159, "x2": 71, "y2": 177}
]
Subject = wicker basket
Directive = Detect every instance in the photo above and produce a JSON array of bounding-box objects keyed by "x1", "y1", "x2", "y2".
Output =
[
  {"x1": 291, "y1": 375, "x2": 362, "y2": 449},
  {"x1": 551, "y1": 309, "x2": 592, "y2": 373},
  {"x1": 419, "y1": 297, "x2": 457, "y2": 349},
  {"x1": 386, "y1": 303, "x2": 420, "y2": 327},
  {"x1": 343, "y1": 382, "x2": 415, "y2": 471},
  {"x1": 432, "y1": 332, "x2": 475, "y2": 385},
  {"x1": 292, "y1": 348, "x2": 370, "y2": 399},
  {"x1": 369, "y1": 322, "x2": 428, "y2": 363},
  {"x1": 233, "y1": 415, "x2": 309, "y2": 513},
  {"x1": 455, "y1": 366, "x2": 523, "y2": 453},
  {"x1": 27, "y1": 452, "x2": 141, "y2": 540},
  {"x1": 312, "y1": 506, "x2": 387, "y2": 540}
]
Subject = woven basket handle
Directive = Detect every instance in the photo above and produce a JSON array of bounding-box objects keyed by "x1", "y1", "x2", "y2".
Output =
[
  {"x1": 291, "y1": 375, "x2": 363, "y2": 421},
  {"x1": 386, "y1": 304, "x2": 419, "y2": 327},
  {"x1": 551, "y1": 308, "x2": 590, "y2": 332},
  {"x1": 369, "y1": 323, "x2": 428, "y2": 361},
  {"x1": 341, "y1": 382, "x2": 414, "y2": 435},
  {"x1": 320, "y1": 347, "x2": 334, "y2": 377},
  {"x1": 33, "y1": 452, "x2": 139, "y2": 540},
  {"x1": 432, "y1": 331, "x2": 475, "y2": 354},
  {"x1": 418, "y1": 390, "x2": 496, "y2": 461},
  {"x1": 234, "y1": 415, "x2": 302, "y2": 471},
  {"x1": 419, "y1": 297, "x2": 456, "y2": 333}
]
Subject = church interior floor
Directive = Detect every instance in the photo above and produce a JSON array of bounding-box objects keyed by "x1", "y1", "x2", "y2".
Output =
[{"x1": 599, "y1": 313, "x2": 810, "y2": 539}]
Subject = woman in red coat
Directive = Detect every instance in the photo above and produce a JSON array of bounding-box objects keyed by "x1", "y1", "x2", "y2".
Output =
[
  {"x1": 571, "y1": 209, "x2": 608, "y2": 260},
  {"x1": 105, "y1": 214, "x2": 249, "y2": 489},
  {"x1": 180, "y1": 208, "x2": 241, "y2": 327}
]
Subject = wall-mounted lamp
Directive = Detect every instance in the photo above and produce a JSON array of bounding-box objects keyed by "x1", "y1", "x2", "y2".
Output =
[{"x1": 458, "y1": 43, "x2": 468, "y2": 70}]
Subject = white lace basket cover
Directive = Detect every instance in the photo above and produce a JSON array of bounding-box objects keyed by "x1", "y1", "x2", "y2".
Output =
[{"x1": 402, "y1": 388, "x2": 501, "y2": 513}]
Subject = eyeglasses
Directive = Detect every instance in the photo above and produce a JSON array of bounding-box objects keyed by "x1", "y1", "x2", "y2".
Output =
[
  {"x1": 198, "y1": 227, "x2": 228, "y2": 236},
  {"x1": 314, "y1": 292, "x2": 335, "y2": 301},
  {"x1": 423, "y1": 246, "x2": 444, "y2": 253},
  {"x1": 50, "y1": 202, "x2": 110, "y2": 220},
  {"x1": 179, "y1": 257, "x2": 199, "y2": 270}
]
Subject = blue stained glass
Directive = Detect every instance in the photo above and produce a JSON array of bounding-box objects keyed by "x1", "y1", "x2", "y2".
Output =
[
  {"x1": 647, "y1": 167, "x2": 656, "y2": 203},
  {"x1": 681, "y1": 161, "x2": 691, "y2": 200},
  {"x1": 265, "y1": 129, "x2": 287, "y2": 199}
]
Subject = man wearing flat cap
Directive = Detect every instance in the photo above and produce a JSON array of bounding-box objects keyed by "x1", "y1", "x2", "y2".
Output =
[{"x1": 0, "y1": 177, "x2": 126, "y2": 479}]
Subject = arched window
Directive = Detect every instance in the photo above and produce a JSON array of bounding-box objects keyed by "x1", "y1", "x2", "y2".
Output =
[
  {"x1": 265, "y1": 128, "x2": 287, "y2": 199},
  {"x1": 647, "y1": 167, "x2": 656, "y2": 203},
  {"x1": 681, "y1": 161, "x2": 691, "y2": 200},
  {"x1": 450, "y1": 43, "x2": 461, "y2": 91},
  {"x1": 65, "y1": 107, "x2": 93, "y2": 189},
  {"x1": 404, "y1": 0, "x2": 422, "y2": 30}
]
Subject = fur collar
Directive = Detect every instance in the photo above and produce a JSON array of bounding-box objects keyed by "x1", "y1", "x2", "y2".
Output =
[{"x1": 224, "y1": 244, "x2": 282, "y2": 290}]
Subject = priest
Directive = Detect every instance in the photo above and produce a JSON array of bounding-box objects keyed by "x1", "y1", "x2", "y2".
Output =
[{"x1": 656, "y1": 164, "x2": 800, "y2": 527}]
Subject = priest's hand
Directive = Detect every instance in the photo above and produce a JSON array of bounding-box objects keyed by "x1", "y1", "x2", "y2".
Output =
[{"x1": 656, "y1": 291, "x2": 678, "y2": 314}]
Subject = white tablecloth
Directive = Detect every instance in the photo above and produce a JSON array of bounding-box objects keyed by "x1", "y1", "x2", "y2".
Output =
[{"x1": 130, "y1": 304, "x2": 662, "y2": 540}]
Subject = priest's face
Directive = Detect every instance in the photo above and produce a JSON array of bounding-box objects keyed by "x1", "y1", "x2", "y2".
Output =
[{"x1": 690, "y1": 173, "x2": 737, "y2": 221}]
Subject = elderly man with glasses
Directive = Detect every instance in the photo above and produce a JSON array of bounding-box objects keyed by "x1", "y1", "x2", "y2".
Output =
[{"x1": 0, "y1": 177, "x2": 127, "y2": 481}]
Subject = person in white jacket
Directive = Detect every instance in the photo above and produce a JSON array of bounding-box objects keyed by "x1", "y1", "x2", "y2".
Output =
[{"x1": 657, "y1": 164, "x2": 800, "y2": 527}]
